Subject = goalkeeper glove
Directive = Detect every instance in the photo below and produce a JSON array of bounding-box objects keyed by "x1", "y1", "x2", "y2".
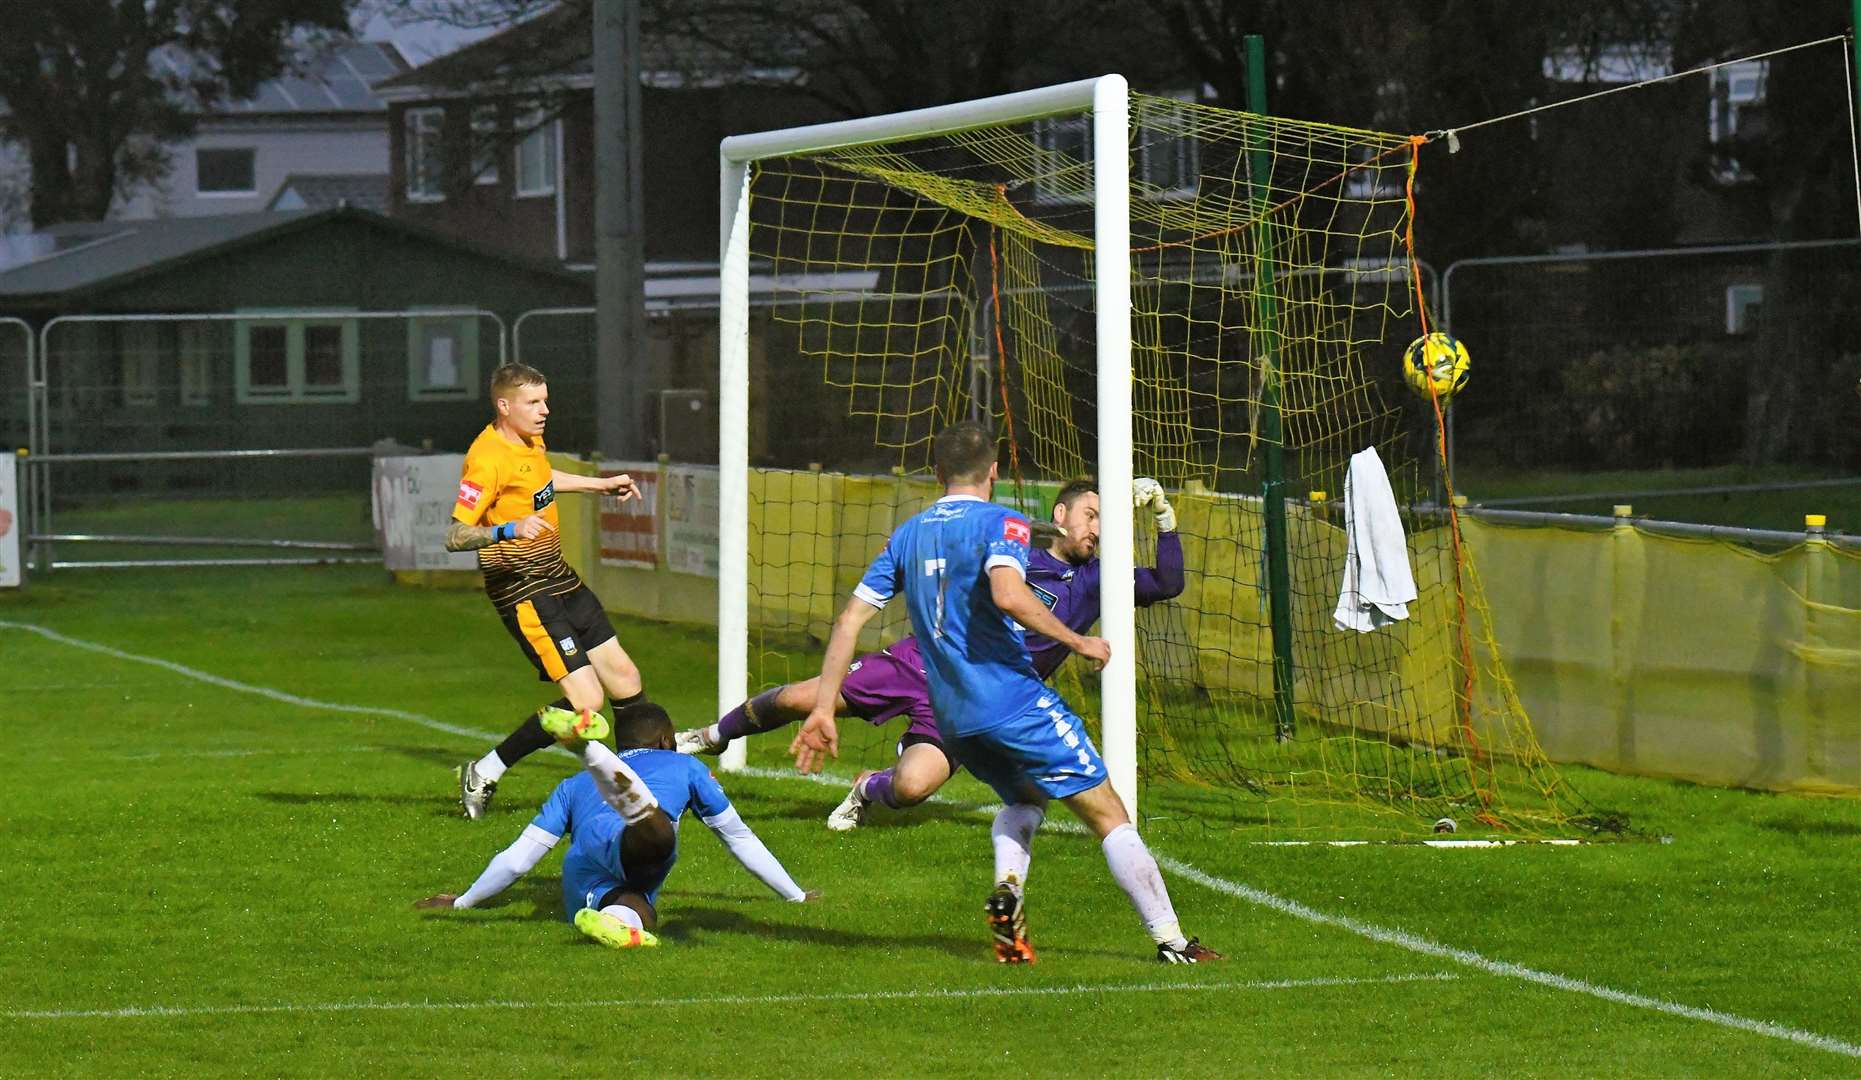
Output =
[{"x1": 1132, "y1": 476, "x2": 1177, "y2": 532}]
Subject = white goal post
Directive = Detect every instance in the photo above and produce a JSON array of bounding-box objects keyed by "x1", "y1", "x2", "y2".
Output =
[{"x1": 715, "y1": 75, "x2": 1139, "y2": 818}]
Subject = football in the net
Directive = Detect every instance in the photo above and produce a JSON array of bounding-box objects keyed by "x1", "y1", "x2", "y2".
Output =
[{"x1": 1402, "y1": 331, "x2": 1471, "y2": 401}]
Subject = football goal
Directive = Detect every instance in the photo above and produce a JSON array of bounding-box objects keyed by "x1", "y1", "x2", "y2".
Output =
[{"x1": 715, "y1": 74, "x2": 1591, "y2": 838}]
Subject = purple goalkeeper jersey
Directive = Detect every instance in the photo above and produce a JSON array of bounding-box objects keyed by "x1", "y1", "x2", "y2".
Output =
[
  {"x1": 866, "y1": 529, "x2": 1187, "y2": 731},
  {"x1": 1021, "y1": 529, "x2": 1184, "y2": 677}
]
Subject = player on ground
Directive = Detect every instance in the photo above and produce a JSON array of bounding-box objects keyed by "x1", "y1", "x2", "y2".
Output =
[
  {"x1": 445, "y1": 362, "x2": 651, "y2": 819},
  {"x1": 417, "y1": 703, "x2": 813, "y2": 946},
  {"x1": 791, "y1": 421, "x2": 1219, "y2": 964},
  {"x1": 676, "y1": 477, "x2": 1185, "y2": 831}
]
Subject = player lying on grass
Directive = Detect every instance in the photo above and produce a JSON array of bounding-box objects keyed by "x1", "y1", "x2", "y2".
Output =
[
  {"x1": 791, "y1": 421, "x2": 1218, "y2": 965},
  {"x1": 676, "y1": 477, "x2": 1184, "y2": 830},
  {"x1": 417, "y1": 703, "x2": 813, "y2": 947}
]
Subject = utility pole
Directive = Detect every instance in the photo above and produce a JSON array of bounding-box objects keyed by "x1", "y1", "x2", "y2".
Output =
[{"x1": 594, "y1": 0, "x2": 650, "y2": 456}]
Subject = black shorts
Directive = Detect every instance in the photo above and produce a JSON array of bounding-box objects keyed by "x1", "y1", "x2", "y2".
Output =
[
  {"x1": 897, "y1": 729, "x2": 963, "y2": 775},
  {"x1": 498, "y1": 584, "x2": 619, "y2": 683}
]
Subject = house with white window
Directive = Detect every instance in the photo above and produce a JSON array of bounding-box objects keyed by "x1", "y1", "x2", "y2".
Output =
[
  {"x1": 369, "y1": 3, "x2": 825, "y2": 271},
  {"x1": 108, "y1": 42, "x2": 409, "y2": 220},
  {"x1": 0, "y1": 207, "x2": 594, "y2": 477}
]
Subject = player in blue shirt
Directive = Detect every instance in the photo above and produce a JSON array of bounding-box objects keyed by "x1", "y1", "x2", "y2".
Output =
[
  {"x1": 674, "y1": 476, "x2": 1186, "y2": 833},
  {"x1": 791, "y1": 421, "x2": 1219, "y2": 965},
  {"x1": 418, "y1": 703, "x2": 812, "y2": 947}
]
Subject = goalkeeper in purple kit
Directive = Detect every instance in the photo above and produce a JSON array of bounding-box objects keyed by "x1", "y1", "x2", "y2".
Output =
[
  {"x1": 675, "y1": 476, "x2": 1185, "y2": 831},
  {"x1": 789, "y1": 421, "x2": 1218, "y2": 964}
]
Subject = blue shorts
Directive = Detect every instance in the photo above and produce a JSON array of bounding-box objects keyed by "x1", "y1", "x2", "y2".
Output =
[
  {"x1": 559, "y1": 838, "x2": 675, "y2": 921},
  {"x1": 943, "y1": 691, "x2": 1106, "y2": 803}
]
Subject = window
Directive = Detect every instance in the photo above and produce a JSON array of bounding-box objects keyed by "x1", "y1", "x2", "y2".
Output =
[
  {"x1": 303, "y1": 324, "x2": 346, "y2": 390},
  {"x1": 515, "y1": 110, "x2": 557, "y2": 197},
  {"x1": 1137, "y1": 125, "x2": 1198, "y2": 198},
  {"x1": 178, "y1": 323, "x2": 214, "y2": 407},
  {"x1": 1709, "y1": 60, "x2": 1768, "y2": 182},
  {"x1": 1033, "y1": 100, "x2": 1200, "y2": 203},
  {"x1": 196, "y1": 148, "x2": 256, "y2": 195},
  {"x1": 1031, "y1": 115, "x2": 1094, "y2": 204},
  {"x1": 1342, "y1": 145, "x2": 1404, "y2": 200},
  {"x1": 120, "y1": 322, "x2": 162, "y2": 407},
  {"x1": 247, "y1": 324, "x2": 289, "y2": 393},
  {"x1": 235, "y1": 313, "x2": 359, "y2": 403},
  {"x1": 407, "y1": 313, "x2": 481, "y2": 401},
  {"x1": 1726, "y1": 284, "x2": 1763, "y2": 335},
  {"x1": 405, "y1": 107, "x2": 446, "y2": 202},
  {"x1": 471, "y1": 104, "x2": 500, "y2": 185}
]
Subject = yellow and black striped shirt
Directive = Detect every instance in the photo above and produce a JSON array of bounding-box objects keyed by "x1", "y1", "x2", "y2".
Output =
[{"x1": 451, "y1": 424, "x2": 581, "y2": 612}]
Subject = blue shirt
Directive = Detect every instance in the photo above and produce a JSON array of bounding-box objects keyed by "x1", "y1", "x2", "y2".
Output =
[
  {"x1": 531, "y1": 749, "x2": 733, "y2": 869},
  {"x1": 854, "y1": 494, "x2": 1042, "y2": 737}
]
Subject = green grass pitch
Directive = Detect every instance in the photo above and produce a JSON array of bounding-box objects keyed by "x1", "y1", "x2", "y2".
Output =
[{"x1": 2, "y1": 566, "x2": 1857, "y2": 1077}]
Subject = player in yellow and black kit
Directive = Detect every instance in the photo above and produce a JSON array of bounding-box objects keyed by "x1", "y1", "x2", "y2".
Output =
[{"x1": 446, "y1": 362, "x2": 648, "y2": 818}]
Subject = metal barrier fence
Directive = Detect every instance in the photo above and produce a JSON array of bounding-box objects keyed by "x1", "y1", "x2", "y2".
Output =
[
  {"x1": 7, "y1": 247, "x2": 1851, "y2": 575},
  {"x1": 510, "y1": 262, "x2": 1441, "y2": 479},
  {"x1": 1440, "y1": 238, "x2": 1861, "y2": 474},
  {"x1": 19, "y1": 309, "x2": 505, "y2": 570},
  {"x1": 2, "y1": 317, "x2": 32, "y2": 562}
]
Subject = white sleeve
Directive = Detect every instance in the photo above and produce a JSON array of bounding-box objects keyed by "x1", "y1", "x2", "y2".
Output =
[
  {"x1": 984, "y1": 554, "x2": 1026, "y2": 577},
  {"x1": 452, "y1": 825, "x2": 560, "y2": 909},
  {"x1": 702, "y1": 807, "x2": 807, "y2": 901}
]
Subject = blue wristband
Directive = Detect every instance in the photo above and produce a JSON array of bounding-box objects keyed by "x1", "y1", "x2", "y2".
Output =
[{"x1": 493, "y1": 522, "x2": 513, "y2": 542}]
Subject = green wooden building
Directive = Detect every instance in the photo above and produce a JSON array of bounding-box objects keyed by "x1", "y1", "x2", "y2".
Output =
[{"x1": 0, "y1": 208, "x2": 595, "y2": 479}]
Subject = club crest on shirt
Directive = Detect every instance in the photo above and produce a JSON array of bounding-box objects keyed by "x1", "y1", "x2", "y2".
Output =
[
  {"x1": 456, "y1": 479, "x2": 483, "y2": 509},
  {"x1": 533, "y1": 480, "x2": 555, "y2": 512},
  {"x1": 1004, "y1": 518, "x2": 1031, "y2": 545}
]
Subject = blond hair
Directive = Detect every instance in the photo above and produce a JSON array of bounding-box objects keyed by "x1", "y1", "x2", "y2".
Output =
[{"x1": 488, "y1": 362, "x2": 547, "y2": 402}]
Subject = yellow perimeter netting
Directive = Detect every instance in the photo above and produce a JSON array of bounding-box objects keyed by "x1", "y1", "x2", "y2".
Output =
[{"x1": 739, "y1": 93, "x2": 1604, "y2": 839}]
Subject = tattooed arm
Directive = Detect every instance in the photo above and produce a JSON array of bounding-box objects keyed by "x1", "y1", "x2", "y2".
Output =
[{"x1": 445, "y1": 515, "x2": 552, "y2": 552}]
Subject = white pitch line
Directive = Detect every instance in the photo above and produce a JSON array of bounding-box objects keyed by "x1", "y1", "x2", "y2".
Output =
[
  {"x1": 4, "y1": 972, "x2": 1458, "y2": 1021},
  {"x1": 0, "y1": 620, "x2": 504, "y2": 747},
  {"x1": 1157, "y1": 857, "x2": 1861, "y2": 1061},
  {"x1": 742, "y1": 765, "x2": 1861, "y2": 1059},
  {"x1": 5, "y1": 619, "x2": 1858, "y2": 1060}
]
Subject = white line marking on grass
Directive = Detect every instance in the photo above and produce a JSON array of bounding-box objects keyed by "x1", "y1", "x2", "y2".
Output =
[
  {"x1": 4, "y1": 971, "x2": 1458, "y2": 1021},
  {"x1": 1156, "y1": 856, "x2": 1861, "y2": 1061},
  {"x1": 0, "y1": 621, "x2": 503, "y2": 747},
  {"x1": 740, "y1": 766, "x2": 1861, "y2": 1060},
  {"x1": 8, "y1": 621, "x2": 1856, "y2": 1059}
]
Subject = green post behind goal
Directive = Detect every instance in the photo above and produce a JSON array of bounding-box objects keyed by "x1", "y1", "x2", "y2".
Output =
[{"x1": 716, "y1": 75, "x2": 1596, "y2": 840}]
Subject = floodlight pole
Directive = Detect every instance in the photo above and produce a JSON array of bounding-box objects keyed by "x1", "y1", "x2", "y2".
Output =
[
  {"x1": 1247, "y1": 34, "x2": 1298, "y2": 741},
  {"x1": 594, "y1": 0, "x2": 650, "y2": 457},
  {"x1": 1853, "y1": 0, "x2": 1861, "y2": 234}
]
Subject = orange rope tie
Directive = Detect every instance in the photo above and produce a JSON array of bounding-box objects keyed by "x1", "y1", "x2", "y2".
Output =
[
  {"x1": 1130, "y1": 137, "x2": 1419, "y2": 254},
  {"x1": 1404, "y1": 135, "x2": 1493, "y2": 809},
  {"x1": 986, "y1": 199, "x2": 1028, "y2": 505}
]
